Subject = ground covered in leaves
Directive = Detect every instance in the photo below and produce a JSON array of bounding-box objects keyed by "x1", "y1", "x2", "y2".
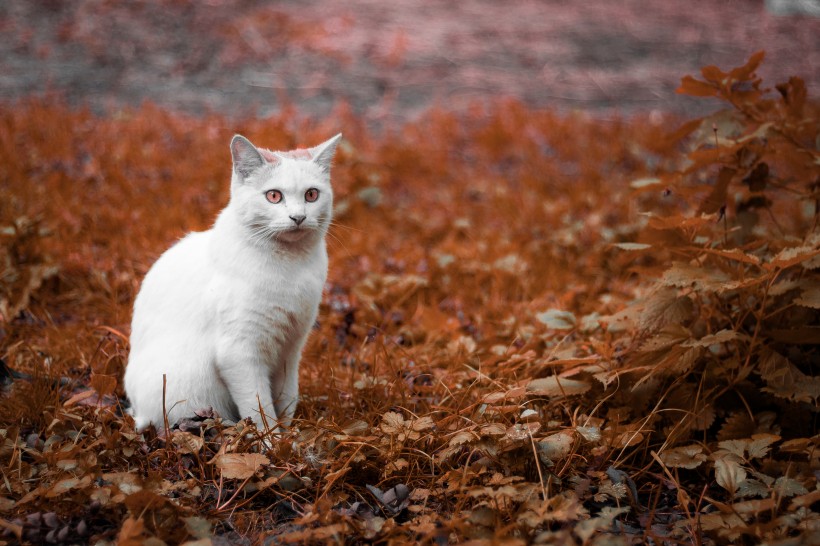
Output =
[{"x1": 1, "y1": 54, "x2": 819, "y2": 545}]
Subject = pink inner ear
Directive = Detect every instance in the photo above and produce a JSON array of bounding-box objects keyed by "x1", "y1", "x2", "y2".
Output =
[{"x1": 259, "y1": 149, "x2": 280, "y2": 163}]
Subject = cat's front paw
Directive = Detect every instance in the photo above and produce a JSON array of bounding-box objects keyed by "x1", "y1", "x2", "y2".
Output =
[{"x1": 256, "y1": 427, "x2": 286, "y2": 452}]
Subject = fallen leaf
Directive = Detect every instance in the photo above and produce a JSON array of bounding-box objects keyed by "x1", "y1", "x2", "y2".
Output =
[
  {"x1": 536, "y1": 430, "x2": 575, "y2": 463},
  {"x1": 714, "y1": 457, "x2": 747, "y2": 494},
  {"x1": 526, "y1": 376, "x2": 590, "y2": 396},
  {"x1": 659, "y1": 445, "x2": 707, "y2": 469},
  {"x1": 612, "y1": 242, "x2": 652, "y2": 251},
  {"x1": 173, "y1": 431, "x2": 204, "y2": 454},
  {"x1": 213, "y1": 453, "x2": 269, "y2": 480},
  {"x1": 535, "y1": 309, "x2": 576, "y2": 330}
]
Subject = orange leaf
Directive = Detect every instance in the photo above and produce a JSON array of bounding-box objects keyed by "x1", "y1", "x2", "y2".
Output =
[
  {"x1": 776, "y1": 76, "x2": 807, "y2": 116},
  {"x1": 701, "y1": 65, "x2": 727, "y2": 84},
  {"x1": 689, "y1": 247, "x2": 761, "y2": 265},
  {"x1": 64, "y1": 389, "x2": 97, "y2": 407},
  {"x1": 729, "y1": 50, "x2": 765, "y2": 81},
  {"x1": 677, "y1": 76, "x2": 719, "y2": 97},
  {"x1": 698, "y1": 167, "x2": 736, "y2": 215},
  {"x1": 213, "y1": 452, "x2": 269, "y2": 480},
  {"x1": 526, "y1": 376, "x2": 590, "y2": 396},
  {"x1": 766, "y1": 245, "x2": 820, "y2": 271},
  {"x1": 117, "y1": 517, "x2": 146, "y2": 546}
]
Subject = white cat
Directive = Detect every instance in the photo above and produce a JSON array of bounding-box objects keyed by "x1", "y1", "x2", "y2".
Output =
[{"x1": 124, "y1": 133, "x2": 341, "y2": 434}]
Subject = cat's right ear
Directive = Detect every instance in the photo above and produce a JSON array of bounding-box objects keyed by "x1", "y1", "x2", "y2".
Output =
[{"x1": 231, "y1": 135, "x2": 265, "y2": 179}]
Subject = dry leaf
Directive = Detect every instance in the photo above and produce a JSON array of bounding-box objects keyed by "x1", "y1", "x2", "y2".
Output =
[
  {"x1": 173, "y1": 431, "x2": 204, "y2": 454},
  {"x1": 758, "y1": 349, "x2": 820, "y2": 403},
  {"x1": 535, "y1": 309, "x2": 576, "y2": 330},
  {"x1": 682, "y1": 329, "x2": 745, "y2": 348},
  {"x1": 213, "y1": 453, "x2": 269, "y2": 480},
  {"x1": 117, "y1": 517, "x2": 146, "y2": 546},
  {"x1": 714, "y1": 457, "x2": 747, "y2": 494},
  {"x1": 767, "y1": 245, "x2": 820, "y2": 270},
  {"x1": 794, "y1": 285, "x2": 820, "y2": 309},
  {"x1": 537, "y1": 430, "x2": 575, "y2": 463},
  {"x1": 659, "y1": 445, "x2": 708, "y2": 469},
  {"x1": 526, "y1": 376, "x2": 590, "y2": 396},
  {"x1": 613, "y1": 242, "x2": 652, "y2": 250}
]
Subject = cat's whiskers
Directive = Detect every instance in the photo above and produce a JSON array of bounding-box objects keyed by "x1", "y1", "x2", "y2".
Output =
[
  {"x1": 247, "y1": 224, "x2": 280, "y2": 247},
  {"x1": 324, "y1": 230, "x2": 353, "y2": 257}
]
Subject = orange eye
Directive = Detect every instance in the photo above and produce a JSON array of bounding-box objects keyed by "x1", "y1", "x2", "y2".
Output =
[
  {"x1": 265, "y1": 190, "x2": 283, "y2": 204},
  {"x1": 305, "y1": 188, "x2": 319, "y2": 202}
]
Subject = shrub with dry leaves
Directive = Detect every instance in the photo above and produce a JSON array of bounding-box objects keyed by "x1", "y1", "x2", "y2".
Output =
[{"x1": 1, "y1": 53, "x2": 818, "y2": 545}]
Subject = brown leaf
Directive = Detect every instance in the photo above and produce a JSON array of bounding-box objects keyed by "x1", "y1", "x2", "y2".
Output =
[
  {"x1": 789, "y1": 489, "x2": 820, "y2": 510},
  {"x1": 701, "y1": 65, "x2": 727, "y2": 83},
  {"x1": 773, "y1": 477, "x2": 807, "y2": 497},
  {"x1": 638, "y1": 288, "x2": 694, "y2": 331},
  {"x1": 794, "y1": 285, "x2": 820, "y2": 309},
  {"x1": 380, "y1": 411, "x2": 406, "y2": 434},
  {"x1": 682, "y1": 329, "x2": 745, "y2": 348},
  {"x1": 535, "y1": 309, "x2": 576, "y2": 330},
  {"x1": 0, "y1": 263, "x2": 59, "y2": 322},
  {"x1": 117, "y1": 517, "x2": 146, "y2": 546},
  {"x1": 714, "y1": 457, "x2": 747, "y2": 494},
  {"x1": 728, "y1": 50, "x2": 765, "y2": 81},
  {"x1": 172, "y1": 431, "x2": 204, "y2": 454},
  {"x1": 411, "y1": 416, "x2": 435, "y2": 432},
  {"x1": 691, "y1": 246, "x2": 761, "y2": 265},
  {"x1": 213, "y1": 453, "x2": 269, "y2": 480},
  {"x1": 526, "y1": 376, "x2": 590, "y2": 396},
  {"x1": 45, "y1": 475, "x2": 92, "y2": 498},
  {"x1": 766, "y1": 245, "x2": 820, "y2": 271},
  {"x1": 659, "y1": 445, "x2": 707, "y2": 469},
  {"x1": 448, "y1": 430, "x2": 477, "y2": 447},
  {"x1": 758, "y1": 349, "x2": 820, "y2": 403},
  {"x1": 660, "y1": 262, "x2": 730, "y2": 292},
  {"x1": 776, "y1": 76, "x2": 807, "y2": 116},
  {"x1": 699, "y1": 167, "x2": 736, "y2": 215},
  {"x1": 677, "y1": 75, "x2": 719, "y2": 97},
  {"x1": 536, "y1": 430, "x2": 575, "y2": 463},
  {"x1": 483, "y1": 387, "x2": 527, "y2": 404}
]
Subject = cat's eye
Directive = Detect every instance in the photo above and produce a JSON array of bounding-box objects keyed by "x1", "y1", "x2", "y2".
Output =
[
  {"x1": 305, "y1": 188, "x2": 320, "y2": 202},
  {"x1": 265, "y1": 190, "x2": 283, "y2": 204}
]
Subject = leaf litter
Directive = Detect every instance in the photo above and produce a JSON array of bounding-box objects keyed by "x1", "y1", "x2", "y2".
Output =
[{"x1": 0, "y1": 52, "x2": 819, "y2": 544}]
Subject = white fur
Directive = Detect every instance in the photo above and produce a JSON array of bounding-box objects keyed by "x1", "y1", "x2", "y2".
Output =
[{"x1": 125, "y1": 133, "x2": 341, "y2": 432}]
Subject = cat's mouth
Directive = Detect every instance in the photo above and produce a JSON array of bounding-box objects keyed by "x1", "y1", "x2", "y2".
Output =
[{"x1": 276, "y1": 226, "x2": 311, "y2": 242}]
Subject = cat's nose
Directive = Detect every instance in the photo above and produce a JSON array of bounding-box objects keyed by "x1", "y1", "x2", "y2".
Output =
[{"x1": 289, "y1": 214, "x2": 306, "y2": 226}]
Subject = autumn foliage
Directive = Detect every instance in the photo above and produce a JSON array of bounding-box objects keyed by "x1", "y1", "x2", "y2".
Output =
[{"x1": 1, "y1": 53, "x2": 819, "y2": 544}]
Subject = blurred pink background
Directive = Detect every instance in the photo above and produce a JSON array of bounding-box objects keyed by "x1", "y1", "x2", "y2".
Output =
[{"x1": 1, "y1": 0, "x2": 818, "y2": 123}]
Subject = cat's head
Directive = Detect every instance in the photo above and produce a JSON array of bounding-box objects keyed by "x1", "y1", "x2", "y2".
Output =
[{"x1": 228, "y1": 133, "x2": 341, "y2": 247}]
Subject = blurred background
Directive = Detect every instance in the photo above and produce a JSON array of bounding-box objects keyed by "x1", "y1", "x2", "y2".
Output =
[{"x1": 1, "y1": 0, "x2": 818, "y2": 125}]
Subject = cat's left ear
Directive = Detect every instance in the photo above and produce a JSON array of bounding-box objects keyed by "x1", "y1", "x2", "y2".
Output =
[
  {"x1": 231, "y1": 134, "x2": 266, "y2": 179},
  {"x1": 308, "y1": 133, "x2": 343, "y2": 174}
]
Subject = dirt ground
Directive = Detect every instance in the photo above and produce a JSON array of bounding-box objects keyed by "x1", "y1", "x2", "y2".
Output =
[{"x1": 0, "y1": 0, "x2": 818, "y2": 124}]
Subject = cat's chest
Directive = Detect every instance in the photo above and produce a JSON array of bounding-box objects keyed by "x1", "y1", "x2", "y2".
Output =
[{"x1": 210, "y1": 253, "x2": 325, "y2": 332}]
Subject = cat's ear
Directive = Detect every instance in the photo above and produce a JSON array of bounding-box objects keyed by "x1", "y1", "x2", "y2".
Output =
[
  {"x1": 308, "y1": 133, "x2": 342, "y2": 173},
  {"x1": 231, "y1": 135, "x2": 265, "y2": 179}
]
